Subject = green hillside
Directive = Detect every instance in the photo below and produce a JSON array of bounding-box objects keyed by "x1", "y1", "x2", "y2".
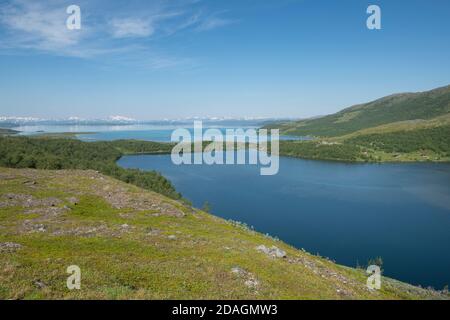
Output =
[
  {"x1": 1, "y1": 167, "x2": 448, "y2": 299},
  {"x1": 0, "y1": 136, "x2": 179, "y2": 200},
  {"x1": 267, "y1": 85, "x2": 450, "y2": 137},
  {"x1": 275, "y1": 124, "x2": 450, "y2": 163}
]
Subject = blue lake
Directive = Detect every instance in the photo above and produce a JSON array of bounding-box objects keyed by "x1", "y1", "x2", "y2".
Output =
[
  {"x1": 118, "y1": 152, "x2": 450, "y2": 289},
  {"x1": 77, "y1": 129, "x2": 306, "y2": 142},
  {"x1": 14, "y1": 124, "x2": 309, "y2": 142}
]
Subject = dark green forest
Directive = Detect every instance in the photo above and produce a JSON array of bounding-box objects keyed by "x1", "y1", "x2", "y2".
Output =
[
  {"x1": 0, "y1": 136, "x2": 181, "y2": 200},
  {"x1": 279, "y1": 140, "x2": 367, "y2": 162},
  {"x1": 347, "y1": 125, "x2": 450, "y2": 155}
]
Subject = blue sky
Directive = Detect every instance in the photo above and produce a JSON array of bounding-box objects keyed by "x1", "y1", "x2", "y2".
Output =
[{"x1": 0, "y1": 0, "x2": 449, "y2": 119}]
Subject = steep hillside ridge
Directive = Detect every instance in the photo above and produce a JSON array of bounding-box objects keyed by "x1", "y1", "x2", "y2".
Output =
[
  {"x1": 0, "y1": 168, "x2": 448, "y2": 299},
  {"x1": 267, "y1": 85, "x2": 450, "y2": 137}
]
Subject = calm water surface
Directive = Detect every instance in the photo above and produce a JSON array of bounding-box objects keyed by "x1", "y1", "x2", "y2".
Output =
[
  {"x1": 118, "y1": 152, "x2": 450, "y2": 288},
  {"x1": 14, "y1": 124, "x2": 308, "y2": 142}
]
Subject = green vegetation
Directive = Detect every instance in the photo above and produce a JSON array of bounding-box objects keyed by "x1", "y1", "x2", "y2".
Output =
[
  {"x1": 106, "y1": 139, "x2": 174, "y2": 154},
  {"x1": 265, "y1": 84, "x2": 450, "y2": 137},
  {"x1": 263, "y1": 85, "x2": 450, "y2": 162},
  {"x1": 347, "y1": 126, "x2": 450, "y2": 156},
  {"x1": 1, "y1": 168, "x2": 447, "y2": 299},
  {"x1": 0, "y1": 136, "x2": 180, "y2": 200},
  {"x1": 276, "y1": 125, "x2": 450, "y2": 163},
  {"x1": 1, "y1": 86, "x2": 448, "y2": 299},
  {"x1": 279, "y1": 140, "x2": 367, "y2": 162}
]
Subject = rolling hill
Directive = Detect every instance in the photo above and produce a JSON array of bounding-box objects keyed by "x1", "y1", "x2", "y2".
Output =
[
  {"x1": 262, "y1": 85, "x2": 450, "y2": 162},
  {"x1": 266, "y1": 85, "x2": 450, "y2": 137},
  {"x1": 0, "y1": 167, "x2": 448, "y2": 299}
]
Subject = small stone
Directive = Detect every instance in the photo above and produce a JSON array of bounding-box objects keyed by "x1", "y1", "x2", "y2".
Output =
[
  {"x1": 67, "y1": 197, "x2": 79, "y2": 205},
  {"x1": 244, "y1": 279, "x2": 259, "y2": 289},
  {"x1": 146, "y1": 228, "x2": 161, "y2": 236},
  {"x1": 34, "y1": 280, "x2": 46, "y2": 289},
  {"x1": 271, "y1": 246, "x2": 287, "y2": 258},
  {"x1": 256, "y1": 245, "x2": 287, "y2": 258},
  {"x1": 231, "y1": 267, "x2": 245, "y2": 275},
  {"x1": 168, "y1": 235, "x2": 177, "y2": 240},
  {"x1": 33, "y1": 224, "x2": 47, "y2": 233},
  {"x1": 0, "y1": 242, "x2": 22, "y2": 252}
]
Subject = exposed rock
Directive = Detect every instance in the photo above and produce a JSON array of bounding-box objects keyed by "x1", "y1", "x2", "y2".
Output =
[
  {"x1": 0, "y1": 242, "x2": 22, "y2": 252},
  {"x1": 1, "y1": 193, "x2": 62, "y2": 208},
  {"x1": 168, "y1": 235, "x2": 177, "y2": 240},
  {"x1": 25, "y1": 206, "x2": 70, "y2": 217},
  {"x1": 231, "y1": 266, "x2": 260, "y2": 290},
  {"x1": 231, "y1": 267, "x2": 246, "y2": 276},
  {"x1": 34, "y1": 280, "x2": 46, "y2": 289},
  {"x1": 3, "y1": 193, "x2": 29, "y2": 201},
  {"x1": 119, "y1": 213, "x2": 133, "y2": 218},
  {"x1": 39, "y1": 197, "x2": 62, "y2": 207},
  {"x1": 91, "y1": 184, "x2": 185, "y2": 217},
  {"x1": 244, "y1": 279, "x2": 260, "y2": 289},
  {"x1": 67, "y1": 197, "x2": 79, "y2": 205},
  {"x1": 287, "y1": 256, "x2": 358, "y2": 296},
  {"x1": 146, "y1": 227, "x2": 161, "y2": 236},
  {"x1": 22, "y1": 221, "x2": 47, "y2": 233},
  {"x1": 256, "y1": 245, "x2": 287, "y2": 258},
  {"x1": 1, "y1": 193, "x2": 32, "y2": 208},
  {"x1": 34, "y1": 224, "x2": 47, "y2": 233},
  {"x1": 52, "y1": 225, "x2": 109, "y2": 237}
]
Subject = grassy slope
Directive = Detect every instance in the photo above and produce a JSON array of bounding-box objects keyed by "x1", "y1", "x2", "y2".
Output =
[
  {"x1": 0, "y1": 136, "x2": 181, "y2": 200},
  {"x1": 263, "y1": 85, "x2": 450, "y2": 162},
  {"x1": 276, "y1": 123, "x2": 450, "y2": 163},
  {"x1": 267, "y1": 85, "x2": 450, "y2": 137},
  {"x1": 0, "y1": 168, "x2": 448, "y2": 300}
]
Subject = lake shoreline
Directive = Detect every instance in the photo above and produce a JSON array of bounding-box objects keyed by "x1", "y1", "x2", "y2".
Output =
[{"x1": 118, "y1": 152, "x2": 450, "y2": 289}]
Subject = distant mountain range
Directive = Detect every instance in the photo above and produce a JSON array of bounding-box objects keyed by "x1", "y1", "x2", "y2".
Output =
[{"x1": 0, "y1": 116, "x2": 280, "y2": 128}]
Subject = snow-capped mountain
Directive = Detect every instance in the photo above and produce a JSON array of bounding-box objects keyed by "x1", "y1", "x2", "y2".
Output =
[{"x1": 0, "y1": 115, "x2": 285, "y2": 128}]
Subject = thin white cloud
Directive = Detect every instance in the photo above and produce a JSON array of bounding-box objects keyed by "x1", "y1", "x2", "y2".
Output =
[
  {"x1": 196, "y1": 16, "x2": 236, "y2": 32},
  {"x1": 162, "y1": 12, "x2": 201, "y2": 35},
  {"x1": 146, "y1": 56, "x2": 191, "y2": 69},
  {"x1": 194, "y1": 10, "x2": 237, "y2": 32},
  {"x1": 0, "y1": 0, "x2": 238, "y2": 67},
  {"x1": 110, "y1": 18, "x2": 154, "y2": 38},
  {"x1": 0, "y1": 0, "x2": 83, "y2": 51}
]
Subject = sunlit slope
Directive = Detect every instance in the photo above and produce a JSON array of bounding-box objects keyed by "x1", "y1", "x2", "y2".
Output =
[
  {"x1": 266, "y1": 85, "x2": 450, "y2": 137},
  {"x1": 0, "y1": 168, "x2": 448, "y2": 299}
]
